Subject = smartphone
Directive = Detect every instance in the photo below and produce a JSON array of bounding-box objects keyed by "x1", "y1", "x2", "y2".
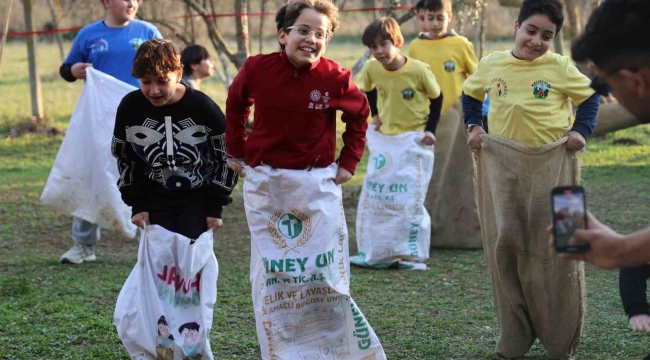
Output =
[{"x1": 551, "y1": 186, "x2": 589, "y2": 253}]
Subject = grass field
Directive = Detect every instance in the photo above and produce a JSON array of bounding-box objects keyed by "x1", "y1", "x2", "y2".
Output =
[{"x1": 1, "y1": 41, "x2": 649, "y2": 359}]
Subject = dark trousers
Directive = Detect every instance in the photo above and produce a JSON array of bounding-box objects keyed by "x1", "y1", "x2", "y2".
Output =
[{"x1": 149, "y1": 187, "x2": 208, "y2": 239}]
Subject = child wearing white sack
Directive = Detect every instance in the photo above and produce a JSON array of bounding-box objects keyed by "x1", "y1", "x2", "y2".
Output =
[
  {"x1": 225, "y1": 1, "x2": 386, "y2": 358},
  {"x1": 112, "y1": 39, "x2": 236, "y2": 360},
  {"x1": 351, "y1": 17, "x2": 442, "y2": 270}
]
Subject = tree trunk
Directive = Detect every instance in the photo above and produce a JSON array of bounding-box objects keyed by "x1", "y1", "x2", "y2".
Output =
[
  {"x1": 234, "y1": 0, "x2": 251, "y2": 66},
  {"x1": 184, "y1": 0, "x2": 249, "y2": 70},
  {"x1": 592, "y1": 102, "x2": 642, "y2": 137},
  {"x1": 564, "y1": 0, "x2": 581, "y2": 40},
  {"x1": 46, "y1": 0, "x2": 65, "y2": 61},
  {"x1": 22, "y1": 0, "x2": 44, "y2": 122},
  {"x1": 478, "y1": 2, "x2": 486, "y2": 59},
  {"x1": 0, "y1": 0, "x2": 15, "y2": 78},
  {"x1": 258, "y1": 0, "x2": 268, "y2": 55},
  {"x1": 185, "y1": 2, "x2": 195, "y2": 43}
]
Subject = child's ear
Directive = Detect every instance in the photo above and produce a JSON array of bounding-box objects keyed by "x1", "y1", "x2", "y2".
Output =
[
  {"x1": 621, "y1": 69, "x2": 650, "y2": 98},
  {"x1": 448, "y1": 12, "x2": 453, "y2": 22},
  {"x1": 278, "y1": 29, "x2": 288, "y2": 47},
  {"x1": 514, "y1": 20, "x2": 520, "y2": 35}
]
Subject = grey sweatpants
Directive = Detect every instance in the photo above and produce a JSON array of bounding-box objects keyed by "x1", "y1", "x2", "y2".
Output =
[{"x1": 72, "y1": 217, "x2": 100, "y2": 248}]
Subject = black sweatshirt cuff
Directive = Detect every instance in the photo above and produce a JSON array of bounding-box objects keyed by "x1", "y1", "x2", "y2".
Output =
[
  {"x1": 425, "y1": 93, "x2": 443, "y2": 135},
  {"x1": 462, "y1": 92, "x2": 484, "y2": 127},
  {"x1": 60, "y1": 64, "x2": 77, "y2": 82},
  {"x1": 627, "y1": 304, "x2": 650, "y2": 318},
  {"x1": 365, "y1": 89, "x2": 378, "y2": 117}
]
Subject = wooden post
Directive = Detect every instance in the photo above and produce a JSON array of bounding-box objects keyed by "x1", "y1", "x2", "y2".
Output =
[
  {"x1": 0, "y1": 0, "x2": 15, "y2": 77},
  {"x1": 22, "y1": 0, "x2": 44, "y2": 122}
]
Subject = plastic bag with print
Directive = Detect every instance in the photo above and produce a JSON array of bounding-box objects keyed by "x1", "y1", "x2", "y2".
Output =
[
  {"x1": 244, "y1": 163, "x2": 386, "y2": 360},
  {"x1": 350, "y1": 129, "x2": 434, "y2": 270},
  {"x1": 40, "y1": 68, "x2": 137, "y2": 238},
  {"x1": 114, "y1": 225, "x2": 218, "y2": 360}
]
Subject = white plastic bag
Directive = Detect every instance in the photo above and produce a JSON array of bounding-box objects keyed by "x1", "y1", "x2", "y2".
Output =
[
  {"x1": 244, "y1": 164, "x2": 387, "y2": 360},
  {"x1": 40, "y1": 68, "x2": 137, "y2": 238},
  {"x1": 114, "y1": 225, "x2": 218, "y2": 360},
  {"x1": 350, "y1": 129, "x2": 434, "y2": 270}
]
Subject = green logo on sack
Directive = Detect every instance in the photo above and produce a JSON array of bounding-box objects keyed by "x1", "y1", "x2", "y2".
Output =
[
  {"x1": 443, "y1": 60, "x2": 456, "y2": 72},
  {"x1": 278, "y1": 213, "x2": 303, "y2": 239},
  {"x1": 373, "y1": 154, "x2": 387, "y2": 170}
]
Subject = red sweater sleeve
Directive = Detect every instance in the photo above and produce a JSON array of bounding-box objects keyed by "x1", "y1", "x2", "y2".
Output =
[
  {"x1": 336, "y1": 70, "x2": 369, "y2": 174},
  {"x1": 225, "y1": 59, "x2": 254, "y2": 160}
]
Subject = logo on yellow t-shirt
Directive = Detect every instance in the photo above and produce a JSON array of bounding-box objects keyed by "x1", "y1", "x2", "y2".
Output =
[
  {"x1": 490, "y1": 78, "x2": 508, "y2": 98},
  {"x1": 402, "y1": 89, "x2": 415, "y2": 100},
  {"x1": 532, "y1": 80, "x2": 552, "y2": 99},
  {"x1": 443, "y1": 61, "x2": 456, "y2": 73}
]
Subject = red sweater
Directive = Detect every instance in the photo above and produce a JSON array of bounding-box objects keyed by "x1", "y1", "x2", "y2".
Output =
[{"x1": 225, "y1": 51, "x2": 369, "y2": 174}]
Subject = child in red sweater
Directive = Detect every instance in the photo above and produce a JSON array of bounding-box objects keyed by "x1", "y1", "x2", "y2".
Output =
[
  {"x1": 225, "y1": 1, "x2": 388, "y2": 359},
  {"x1": 225, "y1": 0, "x2": 369, "y2": 182}
]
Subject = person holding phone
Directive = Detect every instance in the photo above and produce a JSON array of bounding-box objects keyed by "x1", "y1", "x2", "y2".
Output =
[{"x1": 552, "y1": 0, "x2": 650, "y2": 270}]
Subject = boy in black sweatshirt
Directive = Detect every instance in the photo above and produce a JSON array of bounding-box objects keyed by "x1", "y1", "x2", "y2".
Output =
[{"x1": 111, "y1": 39, "x2": 237, "y2": 239}]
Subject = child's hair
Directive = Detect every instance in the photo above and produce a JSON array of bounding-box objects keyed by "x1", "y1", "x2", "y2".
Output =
[
  {"x1": 414, "y1": 0, "x2": 428, "y2": 11},
  {"x1": 275, "y1": 0, "x2": 340, "y2": 50},
  {"x1": 181, "y1": 44, "x2": 211, "y2": 76},
  {"x1": 362, "y1": 17, "x2": 404, "y2": 48},
  {"x1": 132, "y1": 39, "x2": 182, "y2": 78},
  {"x1": 572, "y1": 0, "x2": 649, "y2": 73},
  {"x1": 421, "y1": 0, "x2": 452, "y2": 14},
  {"x1": 517, "y1": 0, "x2": 564, "y2": 36},
  {"x1": 157, "y1": 316, "x2": 175, "y2": 340},
  {"x1": 179, "y1": 322, "x2": 200, "y2": 333}
]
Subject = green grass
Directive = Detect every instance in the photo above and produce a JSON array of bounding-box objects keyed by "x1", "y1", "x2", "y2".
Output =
[{"x1": 1, "y1": 42, "x2": 650, "y2": 359}]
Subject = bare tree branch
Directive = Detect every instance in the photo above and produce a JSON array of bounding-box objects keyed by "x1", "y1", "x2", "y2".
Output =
[{"x1": 149, "y1": 19, "x2": 192, "y2": 45}]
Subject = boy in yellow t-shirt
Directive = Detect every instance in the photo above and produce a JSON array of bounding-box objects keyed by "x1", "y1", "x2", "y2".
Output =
[
  {"x1": 463, "y1": 1, "x2": 599, "y2": 149},
  {"x1": 359, "y1": 17, "x2": 443, "y2": 141},
  {"x1": 407, "y1": 0, "x2": 477, "y2": 114}
]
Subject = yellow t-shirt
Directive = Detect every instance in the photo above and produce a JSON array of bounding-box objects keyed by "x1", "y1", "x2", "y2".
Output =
[
  {"x1": 462, "y1": 51, "x2": 596, "y2": 148},
  {"x1": 407, "y1": 35, "x2": 478, "y2": 115},
  {"x1": 359, "y1": 57, "x2": 441, "y2": 135}
]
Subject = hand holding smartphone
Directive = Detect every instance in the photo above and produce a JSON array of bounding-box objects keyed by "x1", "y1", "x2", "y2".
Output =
[{"x1": 551, "y1": 186, "x2": 590, "y2": 253}]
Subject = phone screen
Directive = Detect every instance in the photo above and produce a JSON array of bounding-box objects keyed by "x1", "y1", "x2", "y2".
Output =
[{"x1": 553, "y1": 191, "x2": 586, "y2": 248}]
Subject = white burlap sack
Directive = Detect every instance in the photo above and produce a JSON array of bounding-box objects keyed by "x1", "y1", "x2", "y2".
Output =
[
  {"x1": 114, "y1": 225, "x2": 218, "y2": 360},
  {"x1": 351, "y1": 129, "x2": 434, "y2": 270},
  {"x1": 40, "y1": 68, "x2": 137, "y2": 238},
  {"x1": 244, "y1": 164, "x2": 386, "y2": 360}
]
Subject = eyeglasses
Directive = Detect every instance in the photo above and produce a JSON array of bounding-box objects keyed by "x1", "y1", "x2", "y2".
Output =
[{"x1": 285, "y1": 25, "x2": 329, "y2": 40}]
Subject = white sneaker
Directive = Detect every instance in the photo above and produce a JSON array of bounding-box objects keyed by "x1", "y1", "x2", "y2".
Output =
[{"x1": 60, "y1": 244, "x2": 96, "y2": 264}]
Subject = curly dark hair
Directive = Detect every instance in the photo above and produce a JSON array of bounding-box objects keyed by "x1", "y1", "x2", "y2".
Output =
[
  {"x1": 132, "y1": 39, "x2": 182, "y2": 79},
  {"x1": 275, "y1": 0, "x2": 340, "y2": 50},
  {"x1": 572, "y1": 0, "x2": 649, "y2": 72},
  {"x1": 420, "y1": 0, "x2": 452, "y2": 14},
  {"x1": 517, "y1": 0, "x2": 564, "y2": 36}
]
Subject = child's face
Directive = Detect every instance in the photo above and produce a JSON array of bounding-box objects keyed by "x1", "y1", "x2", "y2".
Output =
[
  {"x1": 140, "y1": 70, "x2": 182, "y2": 107},
  {"x1": 424, "y1": 9, "x2": 452, "y2": 39},
  {"x1": 191, "y1": 58, "x2": 215, "y2": 79},
  {"x1": 416, "y1": 9, "x2": 428, "y2": 33},
  {"x1": 513, "y1": 15, "x2": 556, "y2": 61},
  {"x1": 105, "y1": 0, "x2": 138, "y2": 23},
  {"x1": 183, "y1": 328, "x2": 199, "y2": 343},
  {"x1": 158, "y1": 323, "x2": 171, "y2": 338},
  {"x1": 278, "y1": 8, "x2": 330, "y2": 68},
  {"x1": 369, "y1": 38, "x2": 402, "y2": 70}
]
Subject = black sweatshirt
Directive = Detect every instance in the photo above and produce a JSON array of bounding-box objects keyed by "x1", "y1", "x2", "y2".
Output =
[
  {"x1": 619, "y1": 265, "x2": 650, "y2": 319},
  {"x1": 111, "y1": 84, "x2": 237, "y2": 218}
]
